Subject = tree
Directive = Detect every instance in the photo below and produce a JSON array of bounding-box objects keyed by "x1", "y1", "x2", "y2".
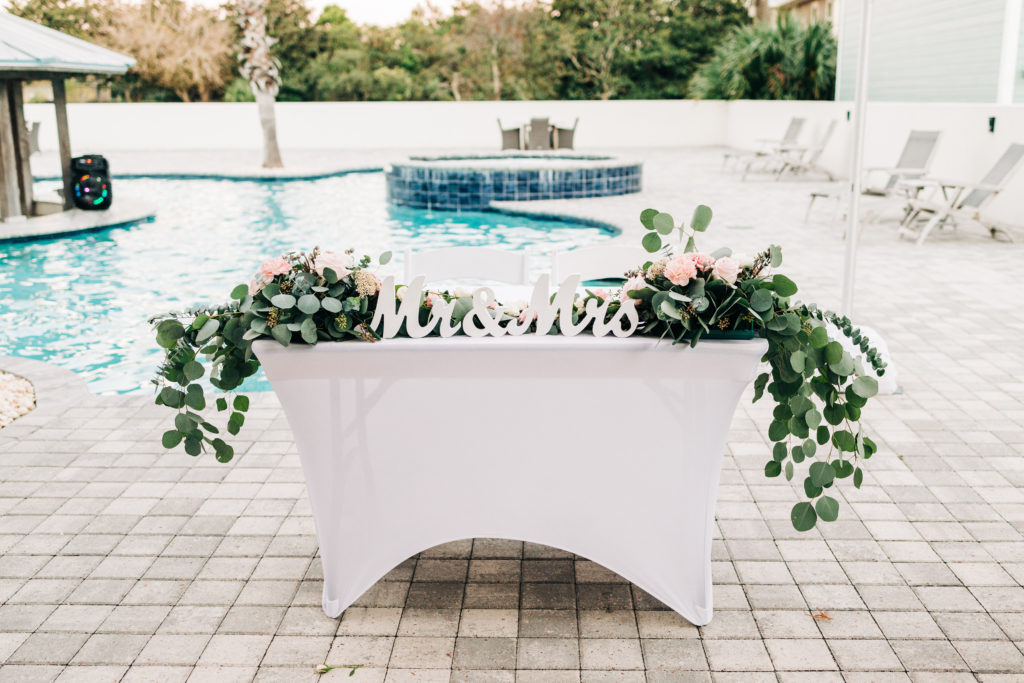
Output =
[
  {"x1": 236, "y1": 0, "x2": 285, "y2": 168},
  {"x1": 101, "y1": 0, "x2": 234, "y2": 102},
  {"x1": 552, "y1": 0, "x2": 648, "y2": 99},
  {"x1": 617, "y1": 0, "x2": 750, "y2": 99},
  {"x1": 6, "y1": 0, "x2": 110, "y2": 38},
  {"x1": 688, "y1": 15, "x2": 836, "y2": 100}
]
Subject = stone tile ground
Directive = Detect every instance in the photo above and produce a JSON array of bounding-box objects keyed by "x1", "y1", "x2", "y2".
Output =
[{"x1": 2, "y1": 147, "x2": 1024, "y2": 681}]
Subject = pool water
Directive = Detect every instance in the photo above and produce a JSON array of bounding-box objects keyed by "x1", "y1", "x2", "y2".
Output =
[{"x1": 0, "y1": 173, "x2": 614, "y2": 394}]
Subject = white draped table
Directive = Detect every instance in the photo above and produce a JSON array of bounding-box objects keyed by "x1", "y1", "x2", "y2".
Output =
[{"x1": 254, "y1": 335, "x2": 767, "y2": 626}]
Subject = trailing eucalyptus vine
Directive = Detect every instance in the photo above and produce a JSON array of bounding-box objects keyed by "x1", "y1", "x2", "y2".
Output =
[{"x1": 628, "y1": 205, "x2": 886, "y2": 530}]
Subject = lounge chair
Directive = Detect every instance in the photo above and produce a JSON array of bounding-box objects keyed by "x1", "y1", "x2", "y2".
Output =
[
  {"x1": 759, "y1": 119, "x2": 837, "y2": 181},
  {"x1": 896, "y1": 143, "x2": 1024, "y2": 245},
  {"x1": 555, "y1": 118, "x2": 578, "y2": 150},
  {"x1": 526, "y1": 118, "x2": 552, "y2": 151},
  {"x1": 497, "y1": 119, "x2": 521, "y2": 151},
  {"x1": 806, "y1": 129, "x2": 942, "y2": 223},
  {"x1": 723, "y1": 117, "x2": 805, "y2": 170},
  {"x1": 404, "y1": 247, "x2": 530, "y2": 285}
]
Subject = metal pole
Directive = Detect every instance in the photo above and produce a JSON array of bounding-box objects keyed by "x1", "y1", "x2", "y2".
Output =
[{"x1": 841, "y1": 0, "x2": 872, "y2": 315}]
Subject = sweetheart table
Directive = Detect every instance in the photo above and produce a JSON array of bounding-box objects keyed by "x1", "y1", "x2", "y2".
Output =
[{"x1": 253, "y1": 335, "x2": 767, "y2": 626}]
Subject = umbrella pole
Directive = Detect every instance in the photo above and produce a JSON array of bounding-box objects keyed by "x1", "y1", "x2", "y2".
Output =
[{"x1": 842, "y1": 0, "x2": 872, "y2": 315}]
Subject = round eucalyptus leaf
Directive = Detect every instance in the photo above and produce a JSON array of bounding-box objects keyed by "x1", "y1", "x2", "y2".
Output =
[
  {"x1": 690, "y1": 204, "x2": 713, "y2": 232},
  {"x1": 791, "y1": 502, "x2": 817, "y2": 531},
  {"x1": 640, "y1": 208, "x2": 659, "y2": 230},
  {"x1": 271, "y1": 294, "x2": 296, "y2": 309},
  {"x1": 297, "y1": 294, "x2": 320, "y2": 315},
  {"x1": 642, "y1": 232, "x2": 663, "y2": 253},
  {"x1": 652, "y1": 212, "x2": 675, "y2": 235},
  {"x1": 815, "y1": 495, "x2": 840, "y2": 522}
]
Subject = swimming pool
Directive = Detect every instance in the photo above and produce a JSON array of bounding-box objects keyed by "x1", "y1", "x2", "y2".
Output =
[{"x1": 0, "y1": 173, "x2": 615, "y2": 394}]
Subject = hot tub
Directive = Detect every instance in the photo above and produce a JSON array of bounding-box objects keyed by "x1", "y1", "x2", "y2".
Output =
[{"x1": 386, "y1": 153, "x2": 643, "y2": 210}]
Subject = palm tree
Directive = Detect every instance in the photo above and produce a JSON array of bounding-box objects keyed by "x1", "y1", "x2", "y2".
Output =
[{"x1": 236, "y1": 0, "x2": 283, "y2": 168}]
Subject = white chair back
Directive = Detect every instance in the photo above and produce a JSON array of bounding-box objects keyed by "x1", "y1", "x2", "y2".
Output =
[
  {"x1": 551, "y1": 245, "x2": 648, "y2": 284},
  {"x1": 404, "y1": 247, "x2": 530, "y2": 284}
]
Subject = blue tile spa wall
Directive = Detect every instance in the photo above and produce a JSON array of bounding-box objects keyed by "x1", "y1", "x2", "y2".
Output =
[{"x1": 386, "y1": 163, "x2": 643, "y2": 210}]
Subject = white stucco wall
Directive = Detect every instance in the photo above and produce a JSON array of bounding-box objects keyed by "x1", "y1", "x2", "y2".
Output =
[
  {"x1": 23, "y1": 100, "x2": 729, "y2": 152},
  {"x1": 22, "y1": 99, "x2": 1024, "y2": 227}
]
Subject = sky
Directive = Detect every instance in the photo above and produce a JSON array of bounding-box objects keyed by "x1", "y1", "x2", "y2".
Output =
[{"x1": 326, "y1": 0, "x2": 458, "y2": 25}]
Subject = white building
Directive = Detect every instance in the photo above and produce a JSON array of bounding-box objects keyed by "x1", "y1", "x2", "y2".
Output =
[{"x1": 835, "y1": 0, "x2": 1024, "y2": 103}]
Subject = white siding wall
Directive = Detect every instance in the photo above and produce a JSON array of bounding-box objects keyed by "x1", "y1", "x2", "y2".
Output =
[{"x1": 838, "y1": 0, "x2": 1005, "y2": 102}]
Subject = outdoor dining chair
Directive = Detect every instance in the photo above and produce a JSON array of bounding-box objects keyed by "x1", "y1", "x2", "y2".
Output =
[
  {"x1": 551, "y1": 245, "x2": 648, "y2": 285},
  {"x1": 497, "y1": 119, "x2": 522, "y2": 150},
  {"x1": 527, "y1": 117, "x2": 552, "y2": 150},
  {"x1": 555, "y1": 118, "x2": 579, "y2": 150},
  {"x1": 723, "y1": 116, "x2": 806, "y2": 170},
  {"x1": 896, "y1": 142, "x2": 1024, "y2": 245},
  {"x1": 404, "y1": 247, "x2": 530, "y2": 285}
]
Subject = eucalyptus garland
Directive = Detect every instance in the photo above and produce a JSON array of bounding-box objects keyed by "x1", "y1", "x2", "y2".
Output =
[{"x1": 151, "y1": 205, "x2": 885, "y2": 531}]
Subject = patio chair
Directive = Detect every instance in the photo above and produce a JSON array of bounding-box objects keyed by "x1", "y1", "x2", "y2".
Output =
[
  {"x1": 551, "y1": 245, "x2": 648, "y2": 286},
  {"x1": 497, "y1": 119, "x2": 521, "y2": 151},
  {"x1": 555, "y1": 118, "x2": 579, "y2": 150},
  {"x1": 404, "y1": 247, "x2": 530, "y2": 285},
  {"x1": 806, "y1": 129, "x2": 942, "y2": 223},
  {"x1": 896, "y1": 143, "x2": 1024, "y2": 245},
  {"x1": 526, "y1": 117, "x2": 552, "y2": 151},
  {"x1": 765, "y1": 119, "x2": 838, "y2": 181},
  {"x1": 723, "y1": 116, "x2": 805, "y2": 170}
]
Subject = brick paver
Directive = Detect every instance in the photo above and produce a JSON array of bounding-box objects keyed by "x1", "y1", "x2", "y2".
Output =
[{"x1": 2, "y1": 147, "x2": 1023, "y2": 679}]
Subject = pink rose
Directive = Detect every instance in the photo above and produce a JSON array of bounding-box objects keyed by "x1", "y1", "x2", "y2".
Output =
[
  {"x1": 619, "y1": 275, "x2": 647, "y2": 302},
  {"x1": 686, "y1": 252, "x2": 715, "y2": 271},
  {"x1": 257, "y1": 257, "x2": 291, "y2": 281},
  {"x1": 313, "y1": 251, "x2": 353, "y2": 279},
  {"x1": 663, "y1": 256, "x2": 698, "y2": 286},
  {"x1": 711, "y1": 256, "x2": 740, "y2": 284}
]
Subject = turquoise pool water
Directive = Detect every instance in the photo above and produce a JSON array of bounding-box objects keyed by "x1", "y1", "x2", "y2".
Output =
[{"x1": 0, "y1": 173, "x2": 614, "y2": 394}]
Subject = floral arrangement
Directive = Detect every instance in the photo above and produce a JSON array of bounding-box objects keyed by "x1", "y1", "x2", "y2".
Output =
[{"x1": 151, "y1": 204, "x2": 885, "y2": 531}]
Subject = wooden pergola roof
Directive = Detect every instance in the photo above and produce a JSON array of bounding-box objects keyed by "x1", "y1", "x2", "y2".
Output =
[{"x1": 0, "y1": 11, "x2": 134, "y2": 222}]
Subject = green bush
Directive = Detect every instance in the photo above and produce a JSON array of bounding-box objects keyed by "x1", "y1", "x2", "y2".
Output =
[{"x1": 688, "y1": 15, "x2": 836, "y2": 100}]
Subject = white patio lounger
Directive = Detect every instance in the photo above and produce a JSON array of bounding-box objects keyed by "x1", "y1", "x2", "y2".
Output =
[
  {"x1": 723, "y1": 117, "x2": 805, "y2": 170},
  {"x1": 806, "y1": 129, "x2": 942, "y2": 223},
  {"x1": 896, "y1": 143, "x2": 1024, "y2": 245},
  {"x1": 770, "y1": 120, "x2": 835, "y2": 180}
]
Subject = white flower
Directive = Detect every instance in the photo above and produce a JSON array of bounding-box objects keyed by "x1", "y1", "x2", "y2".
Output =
[
  {"x1": 732, "y1": 252, "x2": 756, "y2": 268},
  {"x1": 711, "y1": 257, "x2": 740, "y2": 284},
  {"x1": 618, "y1": 275, "x2": 648, "y2": 302},
  {"x1": 452, "y1": 286, "x2": 475, "y2": 298},
  {"x1": 396, "y1": 285, "x2": 407, "y2": 302}
]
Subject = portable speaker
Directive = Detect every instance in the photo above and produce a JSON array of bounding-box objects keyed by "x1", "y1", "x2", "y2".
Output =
[{"x1": 71, "y1": 154, "x2": 112, "y2": 211}]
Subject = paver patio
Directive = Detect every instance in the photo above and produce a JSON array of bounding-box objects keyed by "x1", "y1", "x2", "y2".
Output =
[{"x1": 2, "y1": 147, "x2": 1023, "y2": 681}]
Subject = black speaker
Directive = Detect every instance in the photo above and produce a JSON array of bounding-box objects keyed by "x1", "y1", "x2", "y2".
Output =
[{"x1": 70, "y1": 154, "x2": 112, "y2": 210}]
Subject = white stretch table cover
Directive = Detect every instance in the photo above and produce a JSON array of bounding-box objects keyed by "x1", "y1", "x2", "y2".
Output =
[{"x1": 254, "y1": 336, "x2": 768, "y2": 626}]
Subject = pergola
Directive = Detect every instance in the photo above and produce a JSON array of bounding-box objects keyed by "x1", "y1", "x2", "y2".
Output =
[{"x1": 0, "y1": 11, "x2": 133, "y2": 221}]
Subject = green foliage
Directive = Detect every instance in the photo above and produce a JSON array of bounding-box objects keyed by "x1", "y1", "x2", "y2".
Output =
[
  {"x1": 635, "y1": 205, "x2": 885, "y2": 531},
  {"x1": 689, "y1": 15, "x2": 837, "y2": 100}
]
